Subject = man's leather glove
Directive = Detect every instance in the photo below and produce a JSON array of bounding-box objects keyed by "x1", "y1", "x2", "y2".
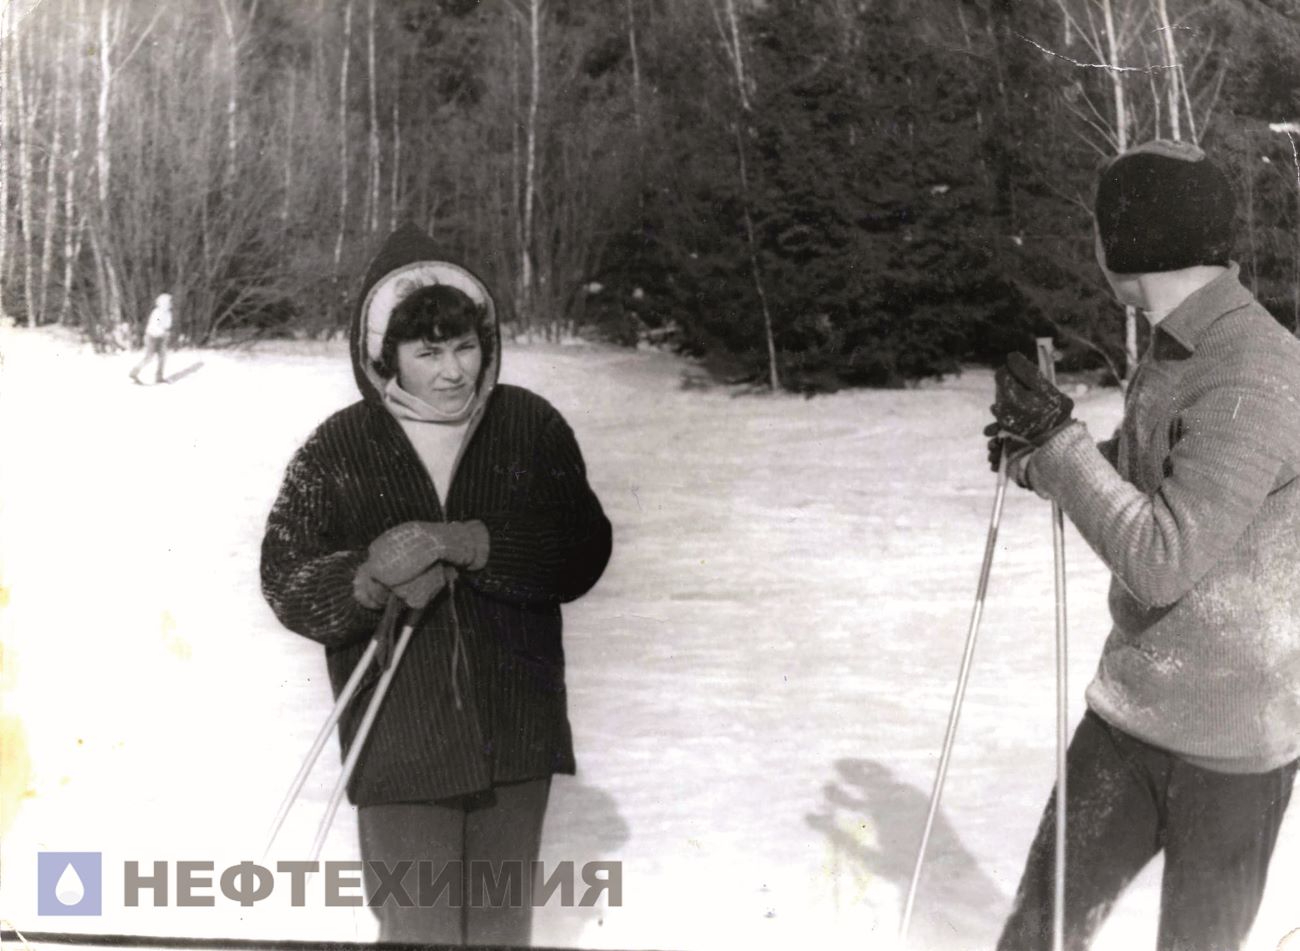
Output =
[
  {"x1": 365, "y1": 520, "x2": 490, "y2": 587},
  {"x1": 991, "y1": 352, "x2": 1075, "y2": 445},
  {"x1": 983, "y1": 421, "x2": 1037, "y2": 489},
  {"x1": 983, "y1": 422, "x2": 1034, "y2": 471}
]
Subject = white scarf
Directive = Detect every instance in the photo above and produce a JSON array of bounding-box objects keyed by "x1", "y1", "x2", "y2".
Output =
[{"x1": 382, "y1": 376, "x2": 477, "y2": 424}]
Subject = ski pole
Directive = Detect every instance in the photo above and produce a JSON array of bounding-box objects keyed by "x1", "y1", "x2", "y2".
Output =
[
  {"x1": 308, "y1": 601, "x2": 430, "y2": 863},
  {"x1": 899, "y1": 453, "x2": 1010, "y2": 946},
  {"x1": 260, "y1": 596, "x2": 403, "y2": 860},
  {"x1": 1036, "y1": 337, "x2": 1069, "y2": 951}
]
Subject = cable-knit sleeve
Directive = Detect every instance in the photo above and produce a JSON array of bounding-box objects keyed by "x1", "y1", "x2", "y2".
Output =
[
  {"x1": 260, "y1": 436, "x2": 382, "y2": 646},
  {"x1": 467, "y1": 412, "x2": 612, "y2": 606},
  {"x1": 1028, "y1": 365, "x2": 1299, "y2": 608}
]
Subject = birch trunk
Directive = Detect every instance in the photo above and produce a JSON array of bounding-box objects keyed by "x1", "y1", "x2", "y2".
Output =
[
  {"x1": 39, "y1": 7, "x2": 68, "y2": 324},
  {"x1": 94, "y1": 0, "x2": 124, "y2": 333},
  {"x1": 0, "y1": 2, "x2": 10, "y2": 311},
  {"x1": 365, "y1": 0, "x2": 379, "y2": 234},
  {"x1": 333, "y1": 0, "x2": 354, "y2": 281},
  {"x1": 61, "y1": 0, "x2": 87, "y2": 324},
  {"x1": 389, "y1": 93, "x2": 400, "y2": 232},
  {"x1": 283, "y1": 70, "x2": 295, "y2": 225},
  {"x1": 217, "y1": 0, "x2": 239, "y2": 195},
  {"x1": 519, "y1": 0, "x2": 541, "y2": 336},
  {"x1": 721, "y1": 0, "x2": 780, "y2": 391},
  {"x1": 96, "y1": 0, "x2": 110, "y2": 210},
  {"x1": 1100, "y1": 0, "x2": 1137, "y2": 386},
  {"x1": 509, "y1": 14, "x2": 523, "y2": 332},
  {"x1": 625, "y1": 0, "x2": 642, "y2": 136},
  {"x1": 14, "y1": 22, "x2": 35, "y2": 326},
  {"x1": 1154, "y1": 0, "x2": 1180, "y2": 141}
]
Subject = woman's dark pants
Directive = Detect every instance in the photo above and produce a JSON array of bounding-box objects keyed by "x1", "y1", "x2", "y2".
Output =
[{"x1": 358, "y1": 777, "x2": 551, "y2": 947}]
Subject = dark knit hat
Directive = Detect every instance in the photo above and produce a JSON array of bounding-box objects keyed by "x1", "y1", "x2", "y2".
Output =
[{"x1": 1094, "y1": 140, "x2": 1235, "y2": 274}]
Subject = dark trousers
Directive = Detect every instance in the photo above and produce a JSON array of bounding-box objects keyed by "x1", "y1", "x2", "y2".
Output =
[
  {"x1": 998, "y1": 711, "x2": 1296, "y2": 951},
  {"x1": 358, "y1": 777, "x2": 551, "y2": 947}
]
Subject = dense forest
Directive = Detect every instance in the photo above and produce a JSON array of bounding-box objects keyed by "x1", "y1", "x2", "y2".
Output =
[{"x1": 0, "y1": 0, "x2": 1298, "y2": 389}]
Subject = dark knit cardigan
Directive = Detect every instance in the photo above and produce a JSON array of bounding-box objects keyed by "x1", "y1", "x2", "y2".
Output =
[
  {"x1": 261, "y1": 387, "x2": 611, "y2": 803},
  {"x1": 260, "y1": 225, "x2": 611, "y2": 805}
]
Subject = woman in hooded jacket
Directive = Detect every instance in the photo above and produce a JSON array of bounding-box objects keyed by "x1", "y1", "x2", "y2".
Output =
[{"x1": 261, "y1": 225, "x2": 612, "y2": 946}]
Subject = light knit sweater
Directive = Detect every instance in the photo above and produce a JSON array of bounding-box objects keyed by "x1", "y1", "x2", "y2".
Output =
[
  {"x1": 393, "y1": 416, "x2": 470, "y2": 502},
  {"x1": 1028, "y1": 264, "x2": 1300, "y2": 773}
]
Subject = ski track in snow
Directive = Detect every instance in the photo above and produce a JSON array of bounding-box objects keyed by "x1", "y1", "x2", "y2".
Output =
[{"x1": 1, "y1": 328, "x2": 1297, "y2": 950}]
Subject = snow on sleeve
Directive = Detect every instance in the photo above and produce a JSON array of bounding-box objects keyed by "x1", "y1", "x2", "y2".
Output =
[
  {"x1": 260, "y1": 437, "x2": 380, "y2": 645},
  {"x1": 1029, "y1": 374, "x2": 1297, "y2": 608}
]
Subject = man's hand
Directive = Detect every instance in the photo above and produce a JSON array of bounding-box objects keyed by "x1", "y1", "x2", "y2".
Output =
[
  {"x1": 984, "y1": 422, "x2": 1034, "y2": 472},
  {"x1": 983, "y1": 422, "x2": 1037, "y2": 489},
  {"x1": 991, "y1": 352, "x2": 1075, "y2": 445}
]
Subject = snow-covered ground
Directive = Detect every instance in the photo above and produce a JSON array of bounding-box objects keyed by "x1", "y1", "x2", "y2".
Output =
[{"x1": 1, "y1": 326, "x2": 1297, "y2": 950}]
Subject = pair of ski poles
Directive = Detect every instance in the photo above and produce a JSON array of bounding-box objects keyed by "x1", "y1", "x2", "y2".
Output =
[
  {"x1": 899, "y1": 339, "x2": 1070, "y2": 951},
  {"x1": 260, "y1": 594, "x2": 429, "y2": 863}
]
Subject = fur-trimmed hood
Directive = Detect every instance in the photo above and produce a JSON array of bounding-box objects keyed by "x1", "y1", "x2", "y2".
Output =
[{"x1": 349, "y1": 223, "x2": 501, "y2": 415}]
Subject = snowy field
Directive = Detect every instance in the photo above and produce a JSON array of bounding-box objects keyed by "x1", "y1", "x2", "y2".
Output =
[{"x1": 2, "y1": 326, "x2": 1299, "y2": 951}]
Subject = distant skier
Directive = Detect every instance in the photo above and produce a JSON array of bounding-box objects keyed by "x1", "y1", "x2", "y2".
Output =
[
  {"x1": 130, "y1": 293, "x2": 173, "y2": 384},
  {"x1": 988, "y1": 141, "x2": 1300, "y2": 950},
  {"x1": 261, "y1": 225, "x2": 611, "y2": 947}
]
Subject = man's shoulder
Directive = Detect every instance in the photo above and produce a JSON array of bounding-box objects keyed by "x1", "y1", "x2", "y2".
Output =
[
  {"x1": 1202, "y1": 298, "x2": 1300, "y2": 375},
  {"x1": 1186, "y1": 306, "x2": 1300, "y2": 451}
]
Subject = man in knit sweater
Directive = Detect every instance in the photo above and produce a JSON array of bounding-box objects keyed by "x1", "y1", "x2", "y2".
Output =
[{"x1": 989, "y1": 141, "x2": 1300, "y2": 950}]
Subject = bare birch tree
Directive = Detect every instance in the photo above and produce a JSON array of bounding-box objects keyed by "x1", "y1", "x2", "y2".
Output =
[
  {"x1": 91, "y1": 0, "x2": 162, "y2": 333},
  {"x1": 60, "y1": 0, "x2": 88, "y2": 325},
  {"x1": 1101, "y1": 0, "x2": 1139, "y2": 380},
  {"x1": 1048, "y1": 0, "x2": 1142, "y2": 381},
  {"x1": 712, "y1": 0, "x2": 780, "y2": 390},
  {"x1": 283, "y1": 68, "x2": 295, "y2": 226},
  {"x1": 625, "y1": 0, "x2": 643, "y2": 137},
  {"x1": 37, "y1": 3, "x2": 67, "y2": 324},
  {"x1": 389, "y1": 87, "x2": 400, "y2": 233},
  {"x1": 504, "y1": 0, "x2": 544, "y2": 336},
  {"x1": 215, "y1": 0, "x2": 261, "y2": 196},
  {"x1": 14, "y1": 17, "x2": 35, "y2": 325},
  {"x1": 365, "y1": 0, "x2": 379, "y2": 235},
  {"x1": 0, "y1": 2, "x2": 10, "y2": 317},
  {"x1": 1049, "y1": 0, "x2": 1223, "y2": 382},
  {"x1": 333, "y1": 0, "x2": 354, "y2": 283}
]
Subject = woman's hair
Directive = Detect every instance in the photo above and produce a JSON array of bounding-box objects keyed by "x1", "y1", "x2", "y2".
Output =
[{"x1": 373, "y1": 284, "x2": 493, "y2": 380}]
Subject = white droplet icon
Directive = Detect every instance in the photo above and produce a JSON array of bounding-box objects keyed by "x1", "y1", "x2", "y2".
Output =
[{"x1": 55, "y1": 863, "x2": 85, "y2": 906}]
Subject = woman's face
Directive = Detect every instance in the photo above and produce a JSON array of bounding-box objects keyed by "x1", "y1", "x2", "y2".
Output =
[{"x1": 395, "y1": 332, "x2": 483, "y2": 414}]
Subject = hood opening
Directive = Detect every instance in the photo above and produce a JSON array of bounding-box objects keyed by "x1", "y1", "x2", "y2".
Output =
[{"x1": 349, "y1": 225, "x2": 501, "y2": 411}]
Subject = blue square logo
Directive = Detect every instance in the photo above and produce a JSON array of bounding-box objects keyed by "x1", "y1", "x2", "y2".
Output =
[{"x1": 38, "y1": 852, "x2": 102, "y2": 916}]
